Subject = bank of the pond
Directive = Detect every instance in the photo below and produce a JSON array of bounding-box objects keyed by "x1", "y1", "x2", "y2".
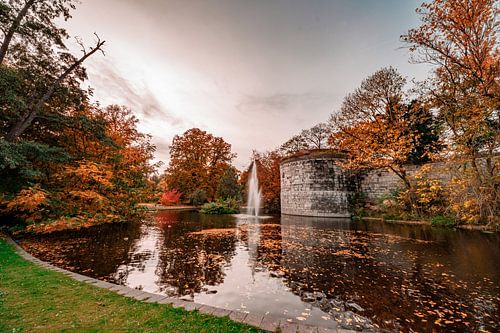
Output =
[
  {"x1": 138, "y1": 203, "x2": 198, "y2": 211},
  {"x1": 0, "y1": 238, "x2": 262, "y2": 333},
  {"x1": 355, "y1": 216, "x2": 498, "y2": 232}
]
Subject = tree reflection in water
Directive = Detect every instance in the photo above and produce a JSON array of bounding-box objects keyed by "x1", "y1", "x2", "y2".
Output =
[{"x1": 18, "y1": 211, "x2": 500, "y2": 332}]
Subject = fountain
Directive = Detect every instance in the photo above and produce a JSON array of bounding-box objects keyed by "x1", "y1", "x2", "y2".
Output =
[{"x1": 246, "y1": 161, "x2": 262, "y2": 216}]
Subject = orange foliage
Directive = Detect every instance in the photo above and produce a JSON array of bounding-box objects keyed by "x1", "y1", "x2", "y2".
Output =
[
  {"x1": 4, "y1": 104, "x2": 158, "y2": 233},
  {"x1": 1, "y1": 185, "x2": 48, "y2": 224},
  {"x1": 403, "y1": 0, "x2": 499, "y2": 223},
  {"x1": 159, "y1": 190, "x2": 181, "y2": 206},
  {"x1": 163, "y1": 128, "x2": 236, "y2": 200},
  {"x1": 329, "y1": 67, "x2": 422, "y2": 188}
]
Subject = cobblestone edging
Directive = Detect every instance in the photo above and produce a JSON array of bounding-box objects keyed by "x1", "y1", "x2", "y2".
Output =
[{"x1": 2, "y1": 236, "x2": 357, "y2": 333}]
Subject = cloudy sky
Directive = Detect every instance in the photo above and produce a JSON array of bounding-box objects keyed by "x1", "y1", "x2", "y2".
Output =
[{"x1": 63, "y1": 0, "x2": 431, "y2": 170}]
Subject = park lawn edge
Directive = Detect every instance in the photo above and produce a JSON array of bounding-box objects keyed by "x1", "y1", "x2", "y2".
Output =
[{"x1": 0, "y1": 238, "x2": 262, "y2": 333}]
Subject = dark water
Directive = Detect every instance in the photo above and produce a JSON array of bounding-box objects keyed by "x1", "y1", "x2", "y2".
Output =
[{"x1": 18, "y1": 211, "x2": 499, "y2": 332}]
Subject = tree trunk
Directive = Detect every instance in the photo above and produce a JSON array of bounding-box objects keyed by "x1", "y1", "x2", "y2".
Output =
[
  {"x1": 0, "y1": 0, "x2": 36, "y2": 65},
  {"x1": 5, "y1": 39, "x2": 105, "y2": 142}
]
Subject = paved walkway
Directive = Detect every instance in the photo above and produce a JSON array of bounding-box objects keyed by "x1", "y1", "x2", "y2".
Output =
[{"x1": 4, "y1": 236, "x2": 357, "y2": 333}]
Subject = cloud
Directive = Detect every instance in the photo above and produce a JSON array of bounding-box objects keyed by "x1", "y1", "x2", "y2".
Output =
[
  {"x1": 236, "y1": 92, "x2": 336, "y2": 117},
  {"x1": 86, "y1": 59, "x2": 185, "y2": 127}
]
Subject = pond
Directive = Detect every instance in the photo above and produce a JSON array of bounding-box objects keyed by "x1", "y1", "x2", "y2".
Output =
[{"x1": 18, "y1": 211, "x2": 499, "y2": 332}]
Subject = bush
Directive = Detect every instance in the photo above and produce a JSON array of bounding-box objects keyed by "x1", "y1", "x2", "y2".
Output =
[
  {"x1": 200, "y1": 199, "x2": 240, "y2": 215},
  {"x1": 189, "y1": 189, "x2": 207, "y2": 206},
  {"x1": 159, "y1": 190, "x2": 181, "y2": 206},
  {"x1": 397, "y1": 166, "x2": 448, "y2": 218},
  {"x1": 431, "y1": 215, "x2": 456, "y2": 227}
]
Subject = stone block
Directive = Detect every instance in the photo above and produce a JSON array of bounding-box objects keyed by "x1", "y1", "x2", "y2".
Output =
[
  {"x1": 243, "y1": 313, "x2": 264, "y2": 327},
  {"x1": 228, "y1": 310, "x2": 248, "y2": 322},
  {"x1": 260, "y1": 314, "x2": 281, "y2": 332}
]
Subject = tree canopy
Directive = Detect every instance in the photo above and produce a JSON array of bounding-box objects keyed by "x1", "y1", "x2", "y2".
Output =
[
  {"x1": 329, "y1": 67, "x2": 441, "y2": 188},
  {"x1": 163, "y1": 128, "x2": 236, "y2": 201},
  {"x1": 0, "y1": 1, "x2": 156, "y2": 232}
]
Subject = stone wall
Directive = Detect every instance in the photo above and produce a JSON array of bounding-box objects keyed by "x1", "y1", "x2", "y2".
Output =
[
  {"x1": 280, "y1": 152, "x2": 460, "y2": 217},
  {"x1": 280, "y1": 155, "x2": 353, "y2": 217},
  {"x1": 359, "y1": 162, "x2": 452, "y2": 202}
]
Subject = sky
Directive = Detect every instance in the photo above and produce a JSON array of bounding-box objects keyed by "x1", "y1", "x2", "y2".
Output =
[{"x1": 63, "y1": 0, "x2": 432, "y2": 170}]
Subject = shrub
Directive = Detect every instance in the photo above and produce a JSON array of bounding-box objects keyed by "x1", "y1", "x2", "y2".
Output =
[
  {"x1": 159, "y1": 190, "x2": 181, "y2": 206},
  {"x1": 200, "y1": 199, "x2": 239, "y2": 215},
  {"x1": 397, "y1": 166, "x2": 448, "y2": 218},
  {"x1": 431, "y1": 215, "x2": 456, "y2": 227},
  {"x1": 189, "y1": 189, "x2": 207, "y2": 206},
  {"x1": 447, "y1": 169, "x2": 499, "y2": 226}
]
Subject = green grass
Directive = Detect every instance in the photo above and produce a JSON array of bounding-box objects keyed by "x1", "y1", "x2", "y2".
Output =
[
  {"x1": 0, "y1": 239, "x2": 261, "y2": 333},
  {"x1": 431, "y1": 215, "x2": 457, "y2": 227}
]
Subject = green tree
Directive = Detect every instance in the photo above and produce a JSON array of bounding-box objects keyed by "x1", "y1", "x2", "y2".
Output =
[
  {"x1": 404, "y1": 100, "x2": 442, "y2": 165},
  {"x1": 0, "y1": 0, "x2": 105, "y2": 142},
  {"x1": 216, "y1": 166, "x2": 242, "y2": 200}
]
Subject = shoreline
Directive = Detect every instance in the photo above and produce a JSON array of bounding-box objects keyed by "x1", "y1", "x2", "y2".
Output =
[
  {"x1": 137, "y1": 203, "x2": 198, "y2": 211},
  {"x1": 354, "y1": 216, "x2": 497, "y2": 232}
]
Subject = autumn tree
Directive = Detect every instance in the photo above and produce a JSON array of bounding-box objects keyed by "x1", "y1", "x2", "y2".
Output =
[
  {"x1": 0, "y1": 2, "x2": 158, "y2": 232},
  {"x1": 402, "y1": 0, "x2": 499, "y2": 223},
  {"x1": 329, "y1": 67, "x2": 427, "y2": 189},
  {"x1": 163, "y1": 128, "x2": 236, "y2": 201},
  {"x1": 0, "y1": 103, "x2": 157, "y2": 232},
  {"x1": 279, "y1": 123, "x2": 331, "y2": 157}
]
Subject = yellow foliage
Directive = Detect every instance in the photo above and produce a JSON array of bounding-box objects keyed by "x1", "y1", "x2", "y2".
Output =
[
  {"x1": 68, "y1": 190, "x2": 107, "y2": 203},
  {"x1": 5, "y1": 186, "x2": 47, "y2": 212},
  {"x1": 63, "y1": 161, "x2": 113, "y2": 187},
  {"x1": 398, "y1": 167, "x2": 447, "y2": 217},
  {"x1": 1, "y1": 185, "x2": 48, "y2": 224}
]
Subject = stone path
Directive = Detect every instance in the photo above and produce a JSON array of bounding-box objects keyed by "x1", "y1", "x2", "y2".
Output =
[{"x1": 3, "y1": 236, "x2": 357, "y2": 333}]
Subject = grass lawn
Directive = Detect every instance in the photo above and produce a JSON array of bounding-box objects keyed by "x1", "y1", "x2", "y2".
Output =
[{"x1": 0, "y1": 239, "x2": 261, "y2": 333}]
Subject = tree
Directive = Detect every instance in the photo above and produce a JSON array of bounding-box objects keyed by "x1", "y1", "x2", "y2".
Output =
[
  {"x1": 279, "y1": 123, "x2": 331, "y2": 157},
  {"x1": 163, "y1": 128, "x2": 236, "y2": 200},
  {"x1": 300, "y1": 123, "x2": 331, "y2": 150},
  {"x1": 159, "y1": 190, "x2": 181, "y2": 206},
  {"x1": 329, "y1": 67, "x2": 421, "y2": 189},
  {"x1": 279, "y1": 134, "x2": 308, "y2": 156},
  {"x1": 216, "y1": 166, "x2": 242, "y2": 200},
  {"x1": 0, "y1": 2, "x2": 156, "y2": 232},
  {"x1": 404, "y1": 100, "x2": 442, "y2": 165},
  {"x1": 402, "y1": 0, "x2": 499, "y2": 223},
  {"x1": 0, "y1": 0, "x2": 105, "y2": 142},
  {"x1": 0, "y1": 0, "x2": 75, "y2": 64}
]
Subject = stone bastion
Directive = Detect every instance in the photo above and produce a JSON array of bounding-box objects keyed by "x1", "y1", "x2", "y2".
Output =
[{"x1": 280, "y1": 152, "x2": 354, "y2": 218}]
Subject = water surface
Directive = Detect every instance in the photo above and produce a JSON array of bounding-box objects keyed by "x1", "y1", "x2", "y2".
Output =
[{"x1": 19, "y1": 211, "x2": 499, "y2": 332}]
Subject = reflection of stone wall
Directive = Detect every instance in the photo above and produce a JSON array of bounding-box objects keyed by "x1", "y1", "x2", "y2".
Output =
[{"x1": 280, "y1": 155, "x2": 352, "y2": 217}]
